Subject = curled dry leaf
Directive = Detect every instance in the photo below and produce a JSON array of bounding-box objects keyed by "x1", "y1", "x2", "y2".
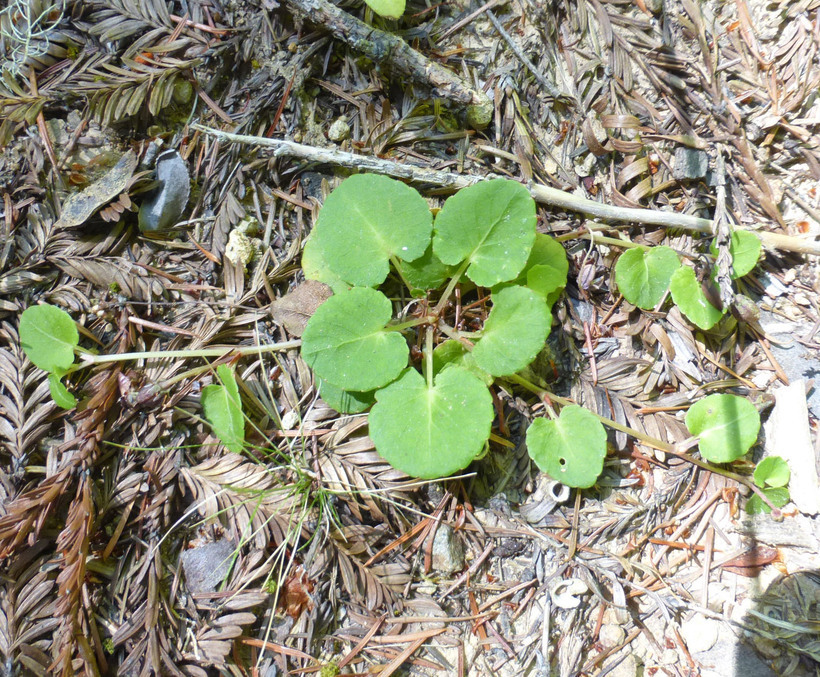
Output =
[
  {"x1": 54, "y1": 151, "x2": 138, "y2": 229},
  {"x1": 271, "y1": 279, "x2": 333, "y2": 337}
]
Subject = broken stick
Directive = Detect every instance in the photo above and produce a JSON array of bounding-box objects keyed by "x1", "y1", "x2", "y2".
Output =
[
  {"x1": 284, "y1": 0, "x2": 493, "y2": 129},
  {"x1": 192, "y1": 124, "x2": 820, "y2": 257}
]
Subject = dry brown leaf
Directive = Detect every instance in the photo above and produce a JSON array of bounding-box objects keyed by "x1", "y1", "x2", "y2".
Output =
[
  {"x1": 54, "y1": 151, "x2": 137, "y2": 229},
  {"x1": 271, "y1": 279, "x2": 333, "y2": 337}
]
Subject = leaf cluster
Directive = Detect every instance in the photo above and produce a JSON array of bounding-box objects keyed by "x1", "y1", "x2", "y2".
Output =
[
  {"x1": 614, "y1": 230, "x2": 761, "y2": 329},
  {"x1": 300, "y1": 174, "x2": 612, "y2": 484}
]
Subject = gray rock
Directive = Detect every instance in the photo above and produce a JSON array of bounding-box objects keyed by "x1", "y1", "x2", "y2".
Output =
[
  {"x1": 180, "y1": 538, "x2": 235, "y2": 592},
  {"x1": 759, "y1": 312, "x2": 820, "y2": 417},
  {"x1": 430, "y1": 524, "x2": 464, "y2": 574},
  {"x1": 673, "y1": 147, "x2": 709, "y2": 180},
  {"x1": 693, "y1": 635, "x2": 775, "y2": 677}
]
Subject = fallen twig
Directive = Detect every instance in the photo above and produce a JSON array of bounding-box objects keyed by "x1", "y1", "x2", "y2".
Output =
[
  {"x1": 284, "y1": 0, "x2": 492, "y2": 128},
  {"x1": 192, "y1": 125, "x2": 820, "y2": 256}
]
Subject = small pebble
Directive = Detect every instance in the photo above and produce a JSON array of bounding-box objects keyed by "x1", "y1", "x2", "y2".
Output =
[
  {"x1": 681, "y1": 615, "x2": 720, "y2": 654},
  {"x1": 600, "y1": 623, "x2": 626, "y2": 647},
  {"x1": 328, "y1": 117, "x2": 350, "y2": 142}
]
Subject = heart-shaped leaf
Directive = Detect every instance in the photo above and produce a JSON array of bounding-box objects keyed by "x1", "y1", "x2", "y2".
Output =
[
  {"x1": 753, "y1": 456, "x2": 790, "y2": 488},
  {"x1": 302, "y1": 233, "x2": 350, "y2": 294},
  {"x1": 433, "y1": 339, "x2": 493, "y2": 385},
  {"x1": 517, "y1": 233, "x2": 568, "y2": 300},
  {"x1": 711, "y1": 230, "x2": 761, "y2": 279},
  {"x1": 369, "y1": 367, "x2": 493, "y2": 478},
  {"x1": 433, "y1": 179, "x2": 536, "y2": 287},
  {"x1": 615, "y1": 246, "x2": 680, "y2": 310},
  {"x1": 473, "y1": 285, "x2": 550, "y2": 377},
  {"x1": 526, "y1": 405, "x2": 607, "y2": 488},
  {"x1": 364, "y1": 0, "x2": 405, "y2": 18},
  {"x1": 317, "y1": 378, "x2": 375, "y2": 414},
  {"x1": 301, "y1": 287, "x2": 408, "y2": 392},
  {"x1": 19, "y1": 304, "x2": 79, "y2": 374},
  {"x1": 48, "y1": 374, "x2": 77, "y2": 409},
  {"x1": 685, "y1": 393, "x2": 760, "y2": 463},
  {"x1": 669, "y1": 266, "x2": 724, "y2": 330},
  {"x1": 398, "y1": 243, "x2": 455, "y2": 294},
  {"x1": 201, "y1": 364, "x2": 245, "y2": 453},
  {"x1": 312, "y1": 174, "x2": 432, "y2": 287},
  {"x1": 746, "y1": 487, "x2": 790, "y2": 514}
]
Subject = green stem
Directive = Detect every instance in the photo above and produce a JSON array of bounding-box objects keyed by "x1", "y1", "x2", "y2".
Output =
[
  {"x1": 577, "y1": 234, "x2": 644, "y2": 249},
  {"x1": 74, "y1": 340, "x2": 301, "y2": 367},
  {"x1": 386, "y1": 316, "x2": 435, "y2": 332},
  {"x1": 424, "y1": 326, "x2": 434, "y2": 389},
  {"x1": 433, "y1": 259, "x2": 470, "y2": 316},
  {"x1": 389, "y1": 254, "x2": 414, "y2": 291},
  {"x1": 506, "y1": 372, "x2": 777, "y2": 509},
  {"x1": 437, "y1": 321, "x2": 478, "y2": 345}
]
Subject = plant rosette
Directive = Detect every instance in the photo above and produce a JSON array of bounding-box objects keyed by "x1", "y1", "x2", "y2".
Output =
[{"x1": 300, "y1": 173, "x2": 615, "y2": 484}]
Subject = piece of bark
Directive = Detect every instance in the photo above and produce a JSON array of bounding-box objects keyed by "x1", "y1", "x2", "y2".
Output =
[
  {"x1": 763, "y1": 380, "x2": 820, "y2": 515},
  {"x1": 284, "y1": 0, "x2": 492, "y2": 129}
]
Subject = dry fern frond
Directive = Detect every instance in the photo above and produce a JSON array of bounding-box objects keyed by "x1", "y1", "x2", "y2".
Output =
[
  {"x1": 0, "y1": 547, "x2": 60, "y2": 673},
  {"x1": 50, "y1": 256, "x2": 168, "y2": 302},
  {"x1": 75, "y1": 56, "x2": 198, "y2": 126},
  {"x1": 180, "y1": 453, "x2": 308, "y2": 550},
  {"x1": 309, "y1": 533, "x2": 406, "y2": 612},
  {"x1": 0, "y1": 322, "x2": 58, "y2": 466},
  {"x1": 318, "y1": 418, "x2": 411, "y2": 527}
]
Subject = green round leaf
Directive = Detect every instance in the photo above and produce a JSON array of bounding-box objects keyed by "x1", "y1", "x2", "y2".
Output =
[
  {"x1": 317, "y1": 378, "x2": 375, "y2": 414},
  {"x1": 201, "y1": 365, "x2": 245, "y2": 453},
  {"x1": 519, "y1": 233, "x2": 568, "y2": 300},
  {"x1": 369, "y1": 367, "x2": 493, "y2": 479},
  {"x1": 398, "y1": 243, "x2": 455, "y2": 294},
  {"x1": 615, "y1": 246, "x2": 681, "y2": 310},
  {"x1": 364, "y1": 0, "x2": 405, "y2": 18},
  {"x1": 301, "y1": 287, "x2": 408, "y2": 392},
  {"x1": 527, "y1": 265, "x2": 566, "y2": 302},
  {"x1": 711, "y1": 231, "x2": 761, "y2": 279},
  {"x1": 472, "y1": 285, "x2": 550, "y2": 377},
  {"x1": 433, "y1": 179, "x2": 536, "y2": 287},
  {"x1": 526, "y1": 406, "x2": 607, "y2": 488},
  {"x1": 685, "y1": 393, "x2": 760, "y2": 463},
  {"x1": 753, "y1": 456, "x2": 790, "y2": 488},
  {"x1": 433, "y1": 340, "x2": 493, "y2": 386},
  {"x1": 19, "y1": 304, "x2": 79, "y2": 373},
  {"x1": 745, "y1": 487, "x2": 790, "y2": 515},
  {"x1": 302, "y1": 232, "x2": 350, "y2": 294},
  {"x1": 313, "y1": 174, "x2": 432, "y2": 287},
  {"x1": 48, "y1": 374, "x2": 77, "y2": 409},
  {"x1": 669, "y1": 266, "x2": 724, "y2": 330}
]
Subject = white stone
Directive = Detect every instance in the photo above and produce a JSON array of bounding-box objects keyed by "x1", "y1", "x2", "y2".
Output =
[
  {"x1": 328, "y1": 117, "x2": 350, "y2": 142},
  {"x1": 599, "y1": 623, "x2": 626, "y2": 647},
  {"x1": 225, "y1": 228, "x2": 256, "y2": 268},
  {"x1": 681, "y1": 615, "x2": 720, "y2": 654}
]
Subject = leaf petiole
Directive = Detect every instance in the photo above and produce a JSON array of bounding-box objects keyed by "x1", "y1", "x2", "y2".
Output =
[
  {"x1": 385, "y1": 316, "x2": 435, "y2": 332},
  {"x1": 74, "y1": 340, "x2": 302, "y2": 368},
  {"x1": 433, "y1": 259, "x2": 470, "y2": 316},
  {"x1": 507, "y1": 372, "x2": 780, "y2": 512}
]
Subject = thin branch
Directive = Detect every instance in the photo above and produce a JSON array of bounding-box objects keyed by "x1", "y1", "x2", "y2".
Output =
[
  {"x1": 192, "y1": 125, "x2": 820, "y2": 257},
  {"x1": 284, "y1": 0, "x2": 492, "y2": 128}
]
